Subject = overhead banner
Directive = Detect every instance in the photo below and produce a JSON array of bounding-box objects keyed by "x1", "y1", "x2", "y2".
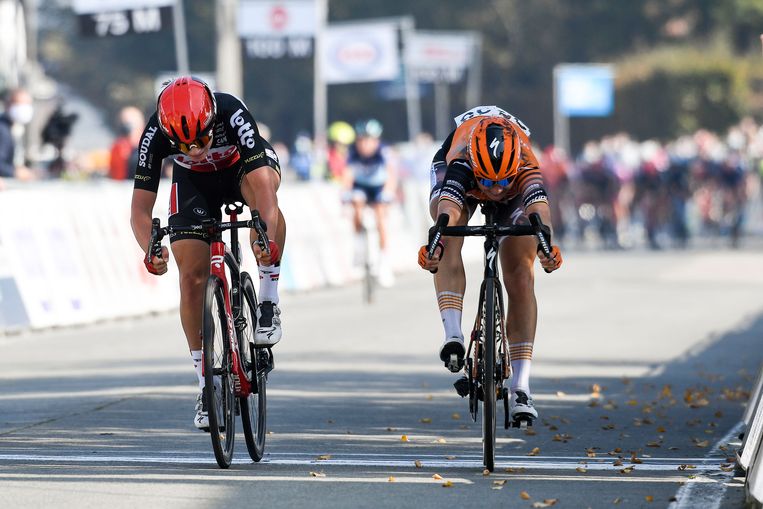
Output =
[
  {"x1": 322, "y1": 22, "x2": 399, "y2": 84},
  {"x1": 72, "y1": 0, "x2": 174, "y2": 38},
  {"x1": 555, "y1": 64, "x2": 615, "y2": 117},
  {"x1": 239, "y1": 0, "x2": 316, "y2": 59},
  {"x1": 406, "y1": 31, "x2": 474, "y2": 83}
]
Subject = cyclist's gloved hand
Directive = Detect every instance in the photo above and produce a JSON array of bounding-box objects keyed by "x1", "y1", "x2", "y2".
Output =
[
  {"x1": 144, "y1": 246, "x2": 169, "y2": 275},
  {"x1": 417, "y1": 242, "x2": 444, "y2": 272},
  {"x1": 253, "y1": 239, "x2": 280, "y2": 266},
  {"x1": 538, "y1": 245, "x2": 563, "y2": 272},
  {"x1": 536, "y1": 224, "x2": 552, "y2": 254}
]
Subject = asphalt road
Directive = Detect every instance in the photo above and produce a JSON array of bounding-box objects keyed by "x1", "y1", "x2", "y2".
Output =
[{"x1": 1, "y1": 247, "x2": 762, "y2": 508}]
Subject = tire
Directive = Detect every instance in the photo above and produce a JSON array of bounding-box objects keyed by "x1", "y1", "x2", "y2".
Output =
[
  {"x1": 482, "y1": 278, "x2": 497, "y2": 472},
  {"x1": 203, "y1": 275, "x2": 236, "y2": 469},
  {"x1": 238, "y1": 272, "x2": 267, "y2": 462}
]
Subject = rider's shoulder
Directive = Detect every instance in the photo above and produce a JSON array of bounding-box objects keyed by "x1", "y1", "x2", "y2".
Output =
[{"x1": 214, "y1": 92, "x2": 253, "y2": 115}]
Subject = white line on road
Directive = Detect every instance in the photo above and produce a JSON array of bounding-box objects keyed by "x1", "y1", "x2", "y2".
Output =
[
  {"x1": 0, "y1": 452, "x2": 731, "y2": 473},
  {"x1": 668, "y1": 421, "x2": 743, "y2": 509}
]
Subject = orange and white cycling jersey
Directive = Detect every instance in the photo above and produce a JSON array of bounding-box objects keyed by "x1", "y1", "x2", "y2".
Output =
[{"x1": 431, "y1": 106, "x2": 547, "y2": 210}]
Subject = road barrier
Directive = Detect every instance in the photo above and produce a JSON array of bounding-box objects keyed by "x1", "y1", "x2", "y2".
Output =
[
  {"x1": 742, "y1": 363, "x2": 763, "y2": 507},
  {"x1": 0, "y1": 178, "x2": 473, "y2": 333}
]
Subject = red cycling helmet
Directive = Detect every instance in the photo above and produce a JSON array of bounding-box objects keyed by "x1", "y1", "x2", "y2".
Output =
[{"x1": 157, "y1": 76, "x2": 216, "y2": 150}]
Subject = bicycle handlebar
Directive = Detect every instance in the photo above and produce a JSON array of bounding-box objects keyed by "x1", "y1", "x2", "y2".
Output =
[
  {"x1": 425, "y1": 211, "x2": 554, "y2": 274},
  {"x1": 147, "y1": 210, "x2": 270, "y2": 263}
]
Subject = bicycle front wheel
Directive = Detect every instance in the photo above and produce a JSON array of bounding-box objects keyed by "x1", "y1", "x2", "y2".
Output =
[
  {"x1": 482, "y1": 278, "x2": 497, "y2": 472},
  {"x1": 203, "y1": 275, "x2": 236, "y2": 468},
  {"x1": 238, "y1": 272, "x2": 267, "y2": 462}
]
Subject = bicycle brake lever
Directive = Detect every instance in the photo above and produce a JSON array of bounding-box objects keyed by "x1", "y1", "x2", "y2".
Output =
[{"x1": 529, "y1": 213, "x2": 553, "y2": 274}]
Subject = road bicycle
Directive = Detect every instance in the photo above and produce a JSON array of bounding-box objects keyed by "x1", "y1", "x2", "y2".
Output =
[
  {"x1": 147, "y1": 203, "x2": 274, "y2": 469},
  {"x1": 426, "y1": 203, "x2": 552, "y2": 472}
]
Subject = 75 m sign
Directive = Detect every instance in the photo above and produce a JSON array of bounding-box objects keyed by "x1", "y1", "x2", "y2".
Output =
[{"x1": 78, "y1": 6, "x2": 173, "y2": 37}]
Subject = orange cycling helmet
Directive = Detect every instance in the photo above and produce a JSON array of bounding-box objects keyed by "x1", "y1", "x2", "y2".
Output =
[
  {"x1": 467, "y1": 117, "x2": 522, "y2": 185},
  {"x1": 157, "y1": 76, "x2": 217, "y2": 148}
]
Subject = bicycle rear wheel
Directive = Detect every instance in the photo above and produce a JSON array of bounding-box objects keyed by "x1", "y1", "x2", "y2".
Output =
[
  {"x1": 238, "y1": 272, "x2": 267, "y2": 462},
  {"x1": 482, "y1": 278, "x2": 497, "y2": 472},
  {"x1": 203, "y1": 275, "x2": 236, "y2": 468}
]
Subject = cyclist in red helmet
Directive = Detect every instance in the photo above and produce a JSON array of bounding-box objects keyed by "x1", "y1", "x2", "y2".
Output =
[
  {"x1": 130, "y1": 76, "x2": 286, "y2": 430},
  {"x1": 418, "y1": 106, "x2": 562, "y2": 424}
]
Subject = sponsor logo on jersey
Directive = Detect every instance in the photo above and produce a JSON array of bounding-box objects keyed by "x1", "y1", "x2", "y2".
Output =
[
  {"x1": 193, "y1": 207, "x2": 207, "y2": 217},
  {"x1": 230, "y1": 108, "x2": 256, "y2": 149},
  {"x1": 265, "y1": 148, "x2": 278, "y2": 162},
  {"x1": 138, "y1": 126, "x2": 158, "y2": 167},
  {"x1": 134, "y1": 174, "x2": 152, "y2": 181},
  {"x1": 244, "y1": 152, "x2": 264, "y2": 164}
]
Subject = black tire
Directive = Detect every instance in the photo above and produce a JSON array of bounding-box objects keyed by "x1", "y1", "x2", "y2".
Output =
[
  {"x1": 482, "y1": 278, "x2": 497, "y2": 472},
  {"x1": 203, "y1": 275, "x2": 236, "y2": 469},
  {"x1": 238, "y1": 272, "x2": 267, "y2": 462}
]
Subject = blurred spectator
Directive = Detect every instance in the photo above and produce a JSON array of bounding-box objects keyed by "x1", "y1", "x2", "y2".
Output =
[
  {"x1": 108, "y1": 106, "x2": 145, "y2": 180},
  {"x1": 0, "y1": 87, "x2": 36, "y2": 181},
  {"x1": 41, "y1": 103, "x2": 78, "y2": 178},
  {"x1": 290, "y1": 132, "x2": 314, "y2": 181},
  {"x1": 326, "y1": 120, "x2": 355, "y2": 182},
  {"x1": 539, "y1": 145, "x2": 571, "y2": 242}
]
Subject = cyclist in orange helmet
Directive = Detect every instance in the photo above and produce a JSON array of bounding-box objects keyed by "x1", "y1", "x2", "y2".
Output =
[
  {"x1": 130, "y1": 76, "x2": 286, "y2": 430},
  {"x1": 418, "y1": 106, "x2": 562, "y2": 423}
]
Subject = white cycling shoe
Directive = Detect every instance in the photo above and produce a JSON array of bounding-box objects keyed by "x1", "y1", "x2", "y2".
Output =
[
  {"x1": 254, "y1": 301, "x2": 282, "y2": 347},
  {"x1": 439, "y1": 337, "x2": 465, "y2": 373},
  {"x1": 509, "y1": 389, "x2": 538, "y2": 422},
  {"x1": 194, "y1": 390, "x2": 209, "y2": 431}
]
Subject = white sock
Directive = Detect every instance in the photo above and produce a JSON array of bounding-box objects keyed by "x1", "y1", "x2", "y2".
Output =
[
  {"x1": 258, "y1": 263, "x2": 280, "y2": 304},
  {"x1": 191, "y1": 350, "x2": 204, "y2": 389},
  {"x1": 437, "y1": 291, "x2": 464, "y2": 341}
]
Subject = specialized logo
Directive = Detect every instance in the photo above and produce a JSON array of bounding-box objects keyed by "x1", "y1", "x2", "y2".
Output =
[
  {"x1": 211, "y1": 255, "x2": 225, "y2": 269},
  {"x1": 138, "y1": 126, "x2": 158, "y2": 167},
  {"x1": 486, "y1": 246, "x2": 497, "y2": 269},
  {"x1": 230, "y1": 108, "x2": 256, "y2": 149},
  {"x1": 490, "y1": 137, "x2": 501, "y2": 158},
  {"x1": 193, "y1": 207, "x2": 207, "y2": 217}
]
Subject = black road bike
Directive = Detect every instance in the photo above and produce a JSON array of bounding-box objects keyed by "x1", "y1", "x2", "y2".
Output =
[{"x1": 426, "y1": 203, "x2": 552, "y2": 472}]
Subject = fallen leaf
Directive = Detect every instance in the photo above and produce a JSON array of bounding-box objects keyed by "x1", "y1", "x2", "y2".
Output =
[
  {"x1": 426, "y1": 394, "x2": 434, "y2": 400},
  {"x1": 613, "y1": 497, "x2": 622, "y2": 504},
  {"x1": 414, "y1": 460, "x2": 423, "y2": 468},
  {"x1": 388, "y1": 476, "x2": 396, "y2": 482},
  {"x1": 420, "y1": 417, "x2": 432, "y2": 424},
  {"x1": 432, "y1": 474, "x2": 443, "y2": 480},
  {"x1": 435, "y1": 438, "x2": 447, "y2": 444},
  {"x1": 631, "y1": 455, "x2": 643, "y2": 464},
  {"x1": 442, "y1": 480, "x2": 453, "y2": 487},
  {"x1": 327, "y1": 419, "x2": 334, "y2": 424},
  {"x1": 525, "y1": 428, "x2": 537, "y2": 436},
  {"x1": 309, "y1": 471, "x2": 326, "y2": 477},
  {"x1": 532, "y1": 500, "x2": 558, "y2": 508},
  {"x1": 660, "y1": 385, "x2": 673, "y2": 399},
  {"x1": 445, "y1": 456, "x2": 456, "y2": 460},
  {"x1": 451, "y1": 413, "x2": 461, "y2": 420},
  {"x1": 556, "y1": 391, "x2": 566, "y2": 397},
  {"x1": 626, "y1": 399, "x2": 639, "y2": 406},
  {"x1": 645, "y1": 495, "x2": 654, "y2": 503},
  {"x1": 317, "y1": 454, "x2": 332, "y2": 461},
  {"x1": 695, "y1": 440, "x2": 710, "y2": 448},
  {"x1": 656, "y1": 426, "x2": 666, "y2": 433},
  {"x1": 677, "y1": 464, "x2": 696, "y2": 471},
  {"x1": 482, "y1": 469, "x2": 491, "y2": 476},
  {"x1": 613, "y1": 459, "x2": 624, "y2": 467},
  {"x1": 493, "y1": 480, "x2": 507, "y2": 487},
  {"x1": 720, "y1": 464, "x2": 735, "y2": 472},
  {"x1": 646, "y1": 441, "x2": 661, "y2": 448},
  {"x1": 520, "y1": 491, "x2": 531, "y2": 500},
  {"x1": 620, "y1": 467, "x2": 634, "y2": 474},
  {"x1": 576, "y1": 466, "x2": 587, "y2": 473},
  {"x1": 401, "y1": 435, "x2": 409, "y2": 442},
  {"x1": 527, "y1": 447, "x2": 541, "y2": 456}
]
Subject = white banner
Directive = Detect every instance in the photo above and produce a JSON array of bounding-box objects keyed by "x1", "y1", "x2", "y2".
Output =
[
  {"x1": 406, "y1": 31, "x2": 474, "y2": 83},
  {"x1": 322, "y1": 22, "x2": 399, "y2": 84},
  {"x1": 238, "y1": 0, "x2": 316, "y2": 37},
  {"x1": 72, "y1": 0, "x2": 173, "y2": 14}
]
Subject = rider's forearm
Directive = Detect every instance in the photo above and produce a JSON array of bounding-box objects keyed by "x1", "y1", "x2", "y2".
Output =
[
  {"x1": 526, "y1": 201, "x2": 554, "y2": 236},
  {"x1": 254, "y1": 187, "x2": 279, "y2": 241},
  {"x1": 131, "y1": 190, "x2": 158, "y2": 254}
]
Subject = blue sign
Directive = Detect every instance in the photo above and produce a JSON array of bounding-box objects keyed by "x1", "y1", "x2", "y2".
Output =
[{"x1": 556, "y1": 65, "x2": 614, "y2": 117}]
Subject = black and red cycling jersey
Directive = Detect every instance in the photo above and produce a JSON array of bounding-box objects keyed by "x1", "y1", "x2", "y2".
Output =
[{"x1": 133, "y1": 92, "x2": 278, "y2": 193}]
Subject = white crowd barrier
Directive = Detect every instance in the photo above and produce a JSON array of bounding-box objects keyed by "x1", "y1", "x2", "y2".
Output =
[
  {"x1": 744, "y1": 364, "x2": 763, "y2": 506},
  {"x1": 0, "y1": 178, "x2": 441, "y2": 332}
]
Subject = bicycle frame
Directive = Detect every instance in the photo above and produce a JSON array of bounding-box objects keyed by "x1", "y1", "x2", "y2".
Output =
[{"x1": 207, "y1": 206, "x2": 252, "y2": 398}]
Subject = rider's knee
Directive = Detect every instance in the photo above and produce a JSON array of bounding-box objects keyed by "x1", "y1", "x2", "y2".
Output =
[
  {"x1": 504, "y1": 263, "x2": 535, "y2": 298},
  {"x1": 179, "y1": 267, "x2": 208, "y2": 293}
]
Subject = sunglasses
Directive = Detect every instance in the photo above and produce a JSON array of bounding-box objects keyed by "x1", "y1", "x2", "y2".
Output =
[
  {"x1": 478, "y1": 177, "x2": 512, "y2": 188},
  {"x1": 171, "y1": 130, "x2": 213, "y2": 154}
]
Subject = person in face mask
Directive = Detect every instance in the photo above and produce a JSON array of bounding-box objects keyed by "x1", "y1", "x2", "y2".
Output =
[
  {"x1": 109, "y1": 106, "x2": 146, "y2": 180},
  {"x1": 0, "y1": 88, "x2": 36, "y2": 181}
]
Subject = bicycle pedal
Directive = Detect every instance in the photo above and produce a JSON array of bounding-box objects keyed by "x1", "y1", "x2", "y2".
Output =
[
  {"x1": 445, "y1": 353, "x2": 465, "y2": 373},
  {"x1": 511, "y1": 415, "x2": 534, "y2": 429},
  {"x1": 453, "y1": 376, "x2": 469, "y2": 397}
]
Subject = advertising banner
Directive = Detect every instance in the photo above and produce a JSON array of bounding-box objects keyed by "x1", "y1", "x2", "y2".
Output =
[
  {"x1": 239, "y1": 0, "x2": 315, "y2": 59},
  {"x1": 405, "y1": 31, "x2": 474, "y2": 83},
  {"x1": 72, "y1": 0, "x2": 174, "y2": 38},
  {"x1": 321, "y1": 22, "x2": 399, "y2": 84}
]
